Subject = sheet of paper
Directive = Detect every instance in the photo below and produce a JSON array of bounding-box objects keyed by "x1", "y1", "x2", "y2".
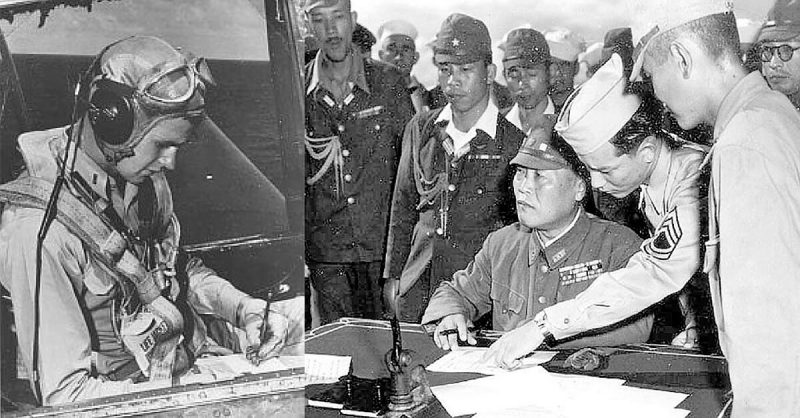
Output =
[
  {"x1": 426, "y1": 347, "x2": 557, "y2": 375},
  {"x1": 181, "y1": 354, "x2": 303, "y2": 385},
  {"x1": 431, "y1": 364, "x2": 690, "y2": 418},
  {"x1": 432, "y1": 366, "x2": 566, "y2": 417},
  {"x1": 305, "y1": 353, "x2": 352, "y2": 384}
]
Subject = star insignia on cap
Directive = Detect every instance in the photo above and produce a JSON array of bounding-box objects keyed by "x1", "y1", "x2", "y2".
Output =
[{"x1": 452, "y1": 38, "x2": 460, "y2": 47}]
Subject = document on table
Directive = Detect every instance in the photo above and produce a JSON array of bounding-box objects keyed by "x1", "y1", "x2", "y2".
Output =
[
  {"x1": 426, "y1": 347, "x2": 557, "y2": 375},
  {"x1": 305, "y1": 353, "x2": 352, "y2": 385},
  {"x1": 431, "y1": 365, "x2": 690, "y2": 417},
  {"x1": 180, "y1": 354, "x2": 305, "y2": 385}
]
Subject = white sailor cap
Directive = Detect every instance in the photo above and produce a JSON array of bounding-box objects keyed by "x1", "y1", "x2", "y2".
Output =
[
  {"x1": 630, "y1": 0, "x2": 734, "y2": 81},
  {"x1": 377, "y1": 19, "x2": 418, "y2": 45},
  {"x1": 555, "y1": 53, "x2": 641, "y2": 156},
  {"x1": 578, "y1": 42, "x2": 604, "y2": 68},
  {"x1": 545, "y1": 29, "x2": 585, "y2": 62},
  {"x1": 737, "y1": 18, "x2": 763, "y2": 46}
]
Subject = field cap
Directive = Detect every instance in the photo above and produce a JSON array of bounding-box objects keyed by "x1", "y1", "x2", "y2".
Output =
[
  {"x1": 759, "y1": 0, "x2": 800, "y2": 42},
  {"x1": 432, "y1": 13, "x2": 492, "y2": 64},
  {"x1": 630, "y1": 0, "x2": 734, "y2": 81},
  {"x1": 503, "y1": 28, "x2": 550, "y2": 68},
  {"x1": 555, "y1": 54, "x2": 641, "y2": 155}
]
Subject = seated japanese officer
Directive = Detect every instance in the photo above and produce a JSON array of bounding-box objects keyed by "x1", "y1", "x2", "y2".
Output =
[
  {"x1": 421, "y1": 126, "x2": 653, "y2": 350},
  {"x1": 0, "y1": 36, "x2": 303, "y2": 405}
]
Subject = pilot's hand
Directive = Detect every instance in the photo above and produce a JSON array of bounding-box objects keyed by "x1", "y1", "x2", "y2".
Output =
[
  {"x1": 482, "y1": 321, "x2": 543, "y2": 369},
  {"x1": 239, "y1": 297, "x2": 289, "y2": 365},
  {"x1": 433, "y1": 314, "x2": 476, "y2": 351}
]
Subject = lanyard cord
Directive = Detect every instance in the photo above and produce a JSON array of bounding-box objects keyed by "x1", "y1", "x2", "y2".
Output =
[{"x1": 305, "y1": 134, "x2": 344, "y2": 199}]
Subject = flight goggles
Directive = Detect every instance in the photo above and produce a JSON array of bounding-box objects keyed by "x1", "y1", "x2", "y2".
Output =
[{"x1": 134, "y1": 54, "x2": 215, "y2": 111}]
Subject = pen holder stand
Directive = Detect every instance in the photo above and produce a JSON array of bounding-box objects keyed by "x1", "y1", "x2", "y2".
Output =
[{"x1": 383, "y1": 349, "x2": 433, "y2": 416}]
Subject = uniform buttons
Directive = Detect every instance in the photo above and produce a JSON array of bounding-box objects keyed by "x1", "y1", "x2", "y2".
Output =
[
  {"x1": 342, "y1": 149, "x2": 350, "y2": 157},
  {"x1": 447, "y1": 184, "x2": 456, "y2": 192},
  {"x1": 564, "y1": 318, "x2": 570, "y2": 324},
  {"x1": 539, "y1": 265, "x2": 548, "y2": 273},
  {"x1": 435, "y1": 227, "x2": 444, "y2": 235},
  {"x1": 538, "y1": 296, "x2": 547, "y2": 304},
  {"x1": 374, "y1": 124, "x2": 381, "y2": 130},
  {"x1": 450, "y1": 162, "x2": 458, "y2": 168},
  {"x1": 347, "y1": 197, "x2": 355, "y2": 204},
  {"x1": 476, "y1": 188, "x2": 484, "y2": 195},
  {"x1": 344, "y1": 174, "x2": 353, "y2": 182},
  {"x1": 337, "y1": 124, "x2": 345, "y2": 132},
  {"x1": 502, "y1": 308, "x2": 508, "y2": 314},
  {"x1": 426, "y1": 231, "x2": 433, "y2": 237}
]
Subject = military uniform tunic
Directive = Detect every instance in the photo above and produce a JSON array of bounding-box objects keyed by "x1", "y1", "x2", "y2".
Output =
[
  {"x1": 541, "y1": 142, "x2": 707, "y2": 340},
  {"x1": 384, "y1": 102, "x2": 525, "y2": 321},
  {"x1": 706, "y1": 72, "x2": 800, "y2": 418},
  {"x1": 305, "y1": 51, "x2": 414, "y2": 264},
  {"x1": 422, "y1": 211, "x2": 652, "y2": 347}
]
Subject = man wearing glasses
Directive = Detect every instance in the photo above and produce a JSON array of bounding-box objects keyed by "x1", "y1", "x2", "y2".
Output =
[
  {"x1": 758, "y1": 0, "x2": 800, "y2": 110},
  {"x1": 500, "y1": 28, "x2": 557, "y2": 140}
]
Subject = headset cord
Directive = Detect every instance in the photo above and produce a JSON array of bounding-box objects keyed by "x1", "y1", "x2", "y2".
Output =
[{"x1": 30, "y1": 79, "x2": 86, "y2": 403}]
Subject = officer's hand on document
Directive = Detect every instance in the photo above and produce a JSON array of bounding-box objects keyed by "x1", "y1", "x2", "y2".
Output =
[
  {"x1": 482, "y1": 321, "x2": 543, "y2": 369},
  {"x1": 433, "y1": 314, "x2": 477, "y2": 350}
]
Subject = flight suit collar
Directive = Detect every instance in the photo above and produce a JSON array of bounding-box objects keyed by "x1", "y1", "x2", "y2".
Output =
[
  {"x1": 56, "y1": 128, "x2": 140, "y2": 216},
  {"x1": 528, "y1": 209, "x2": 587, "y2": 268},
  {"x1": 306, "y1": 48, "x2": 371, "y2": 97}
]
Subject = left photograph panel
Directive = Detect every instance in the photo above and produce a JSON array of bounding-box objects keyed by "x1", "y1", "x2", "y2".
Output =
[{"x1": 0, "y1": 0, "x2": 305, "y2": 416}]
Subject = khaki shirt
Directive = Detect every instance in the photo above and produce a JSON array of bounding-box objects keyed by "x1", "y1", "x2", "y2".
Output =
[
  {"x1": 422, "y1": 211, "x2": 652, "y2": 347},
  {"x1": 707, "y1": 72, "x2": 800, "y2": 418},
  {"x1": 542, "y1": 143, "x2": 706, "y2": 339},
  {"x1": 0, "y1": 128, "x2": 251, "y2": 404}
]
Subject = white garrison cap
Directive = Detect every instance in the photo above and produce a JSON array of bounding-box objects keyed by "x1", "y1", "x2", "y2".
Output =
[
  {"x1": 377, "y1": 19, "x2": 418, "y2": 44},
  {"x1": 555, "y1": 54, "x2": 642, "y2": 156},
  {"x1": 545, "y1": 29, "x2": 585, "y2": 62},
  {"x1": 629, "y1": 0, "x2": 734, "y2": 81},
  {"x1": 737, "y1": 18, "x2": 763, "y2": 45}
]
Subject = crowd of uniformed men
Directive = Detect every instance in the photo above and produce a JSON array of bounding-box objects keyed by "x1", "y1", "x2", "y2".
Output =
[{"x1": 302, "y1": 0, "x2": 800, "y2": 416}]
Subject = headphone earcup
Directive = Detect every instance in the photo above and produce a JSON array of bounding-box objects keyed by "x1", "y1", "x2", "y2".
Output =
[{"x1": 88, "y1": 84, "x2": 134, "y2": 147}]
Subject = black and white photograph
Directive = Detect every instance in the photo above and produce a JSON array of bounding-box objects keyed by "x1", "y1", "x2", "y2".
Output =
[
  {"x1": 0, "y1": 0, "x2": 306, "y2": 415},
  {"x1": 2, "y1": 0, "x2": 799, "y2": 417}
]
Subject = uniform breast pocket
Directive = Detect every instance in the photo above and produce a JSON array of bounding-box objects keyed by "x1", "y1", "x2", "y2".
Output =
[
  {"x1": 353, "y1": 106, "x2": 389, "y2": 136},
  {"x1": 459, "y1": 160, "x2": 509, "y2": 202},
  {"x1": 490, "y1": 283, "x2": 525, "y2": 317}
]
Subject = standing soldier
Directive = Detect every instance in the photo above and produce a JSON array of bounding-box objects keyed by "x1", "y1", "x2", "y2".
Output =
[
  {"x1": 484, "y1": 53, "x2": 710, "y2": 365},
  {"x1": 499, "y1": 28, "x2": 557, "y2": 139},
  {"x1": 758, "y1": 0, "x2": 800, "y2": 109},
  {"x1": 303, "y1": 0, "x2": 414, "y2": 324},
  {"x1": 384, "y1": 13, "x2": 526, "y2": 322},
  {"x1": 544, "y1": 29, "x2": 584, "y2": 111},
  {"x1": 376, "y1": 19, "x2": 429, "y2": 114}
]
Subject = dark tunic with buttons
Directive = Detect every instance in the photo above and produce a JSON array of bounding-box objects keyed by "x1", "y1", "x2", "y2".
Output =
[
  {"x1": 421, "y1": 212, "x2": 653, "y2": 347},
  {"x1": 384, "y1": 106, "x2": 525, "y2": 320},
  {"x1": 305, "y1": 53, "x2": 414, "y2": 264}
]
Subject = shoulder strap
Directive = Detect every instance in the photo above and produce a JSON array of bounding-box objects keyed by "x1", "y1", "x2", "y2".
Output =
[{"x1": 0, "y1": 176, "x2": 163, "y2": 304}]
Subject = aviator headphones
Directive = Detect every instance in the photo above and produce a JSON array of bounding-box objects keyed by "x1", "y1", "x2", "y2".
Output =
[{"x1": 72, "y1": 37, "x2": 209, "y2": 163}]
